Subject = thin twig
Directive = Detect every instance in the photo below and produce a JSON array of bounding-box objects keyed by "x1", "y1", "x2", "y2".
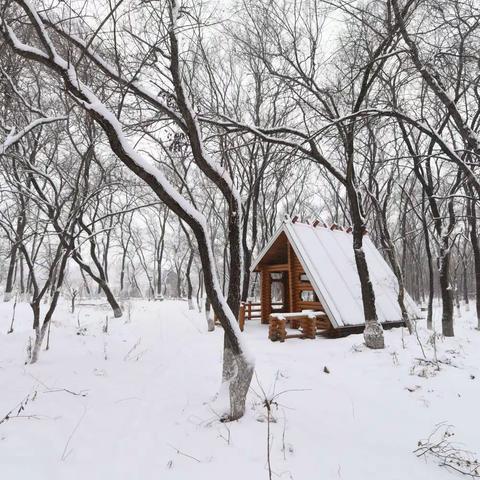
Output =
[
  {"x1": 167, "y1": 444, "x2": 201, "y2": 463},
  {"x1": 61, "y1": 407, "x2": 88, "y2": 461}
]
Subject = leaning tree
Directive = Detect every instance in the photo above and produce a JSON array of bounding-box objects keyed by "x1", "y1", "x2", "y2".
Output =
[{"x1": 1, "y1": 0, "x2": 253, "y2": 420}]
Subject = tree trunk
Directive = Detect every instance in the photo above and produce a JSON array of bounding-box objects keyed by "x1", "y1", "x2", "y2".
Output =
[
  {"x1": 196, "y1": 269, "x2": 203, "y2": 312},
  {"x1": 120, "y1": 247, "x2": 128, "y2": 293},
  {"x1": 19, "y1": 255, "x2": 25, "y2": 294},
  {"x1": 425, "y1": 236, "x2": 434, "y2": 330},
  {"x1": 439, "y1": 240, "x2": 454, "y2": 337},
  {"x1": 4, "y1": 184, "x2": 27, "y2": 301},
  {"x1": 241, "y1": 248, "x2": 252, "y2": 303},
  {"x1": 221, "y1": 335, "x2": 253, "y2": 420},
  {"x1": 31, "y1": 322, "x2": 49, "y2": 364},
  {"x1": 463, "y1": 262, "x2": 469, "y2": 312},
  {"x1": 176, "y1": 267, "x2": 182, "y2": 298},
  {"x1": 31, "y1": 251, "x2": 70, "y2": 363},
  {"x1": 370, "y1": 188, "x2": 413, "y2": 334},
  {"x1": 467, "y1": 191, "x2": 480, "y2": 329},
  {"x1": 347, "y1": 184, "x2": 384, "y2": 349},
  {"x1": 455, "y1": 277, "x2": 461, "y2": 317},
  {"x1": 354, "y1": 242, "x2": 385, "y2": 349},
  {"x1": 71, "y1": 252, "x2": 122, "y2": 317},
  {"x1": 205, "y1": 296, "x2": 214, "y2": 332},
  {"x1": 156, "y1": 247, "x2": 163, "y2": 296},
  {"x1": 80, "y1": 268, "x2": 91, "y2": 296},
  {"x1": 4, "y1": 242, "x2": 18, "y2": 301},
  {"x1": 101, "y1": 280, "x2": 122, "y2": 318},
  {"x1": 185, "y1": 250, "x2": 194, "y2": 310}
]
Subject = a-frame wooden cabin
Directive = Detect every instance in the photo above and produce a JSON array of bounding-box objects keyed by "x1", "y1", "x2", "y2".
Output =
[
  {"x1": 250, "y1": 218, "x2": 421, "y2": 336},
  {"x1": 253, "y1": 225, "x2": 329, "y2": 327}
]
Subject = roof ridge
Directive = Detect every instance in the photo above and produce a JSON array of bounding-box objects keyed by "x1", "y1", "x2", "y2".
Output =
[{"x1": 287, "y1": 216, "x2": 353, "y2": 233}]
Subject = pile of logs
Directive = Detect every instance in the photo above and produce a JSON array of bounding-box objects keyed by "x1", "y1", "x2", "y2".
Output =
[
  {"x1": 268, "y1": 313, "x2": 328, "y2": 341},
  {"x1": 299, "y1": 317, "x2": 316, "y2": 339},
  {"x1": 269, "y1": 317, "x2": 287, "y2": 342}
]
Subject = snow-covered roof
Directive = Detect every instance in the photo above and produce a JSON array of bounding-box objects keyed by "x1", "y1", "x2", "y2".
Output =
[{"x1": 251, "y1": 220, "x2": 421, "y2": 328}]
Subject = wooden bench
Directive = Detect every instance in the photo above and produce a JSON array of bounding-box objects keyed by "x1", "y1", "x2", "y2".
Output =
[{"x1": 268, "y1": 311, "x2": 329, "y2": 342}]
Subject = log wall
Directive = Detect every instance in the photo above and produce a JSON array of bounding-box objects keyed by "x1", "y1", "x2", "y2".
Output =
[{"x1": 260, "y1": 240, "x2": 327, "y2": 324}]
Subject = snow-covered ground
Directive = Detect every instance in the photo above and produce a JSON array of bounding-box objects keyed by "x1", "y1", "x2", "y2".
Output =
[{"x1": 1, "y1": 299, "x2": 479, "y2": 480}]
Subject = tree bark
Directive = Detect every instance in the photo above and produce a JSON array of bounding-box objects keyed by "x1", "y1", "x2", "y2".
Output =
[
  {"x1": 466, "y1": 189, "x2": 480, "y2": 329},
  {"x1": 185, "y1": 250, "x2": 194, "y2": 310},
  {"x1": 439, "y1": 239, "x2": 454, "y2": 337},
  {"x1": 423, "y1": 212, "x2": 435, "y2": 330},
  {"x1": 4, "y1": 211, "x2": 25, "y2": 301},
  {"x1": 346, "y1": 183, "x2": 384, "y2": 349},
  {"x1": 205, "y1": 295, "x2": 215, "y2": 332}
]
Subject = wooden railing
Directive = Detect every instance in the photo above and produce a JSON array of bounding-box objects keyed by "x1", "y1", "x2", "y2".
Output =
[
  {"x1": 244, "y1": 301, "x2": 283, "y2": 320},
  {"x1": 218, "y1": 300, "x2": 285, "y2": 332}
]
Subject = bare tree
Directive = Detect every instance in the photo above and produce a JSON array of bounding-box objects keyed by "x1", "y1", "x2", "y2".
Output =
[{"x1": 1, "y1": 0, "x2": 253, "y2": 420}]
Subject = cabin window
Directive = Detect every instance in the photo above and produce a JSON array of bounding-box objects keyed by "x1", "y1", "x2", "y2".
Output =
[
  {"x1": 300, "y1": 290, "x2": 317, "y2": 302},
  {"x1": 271, "y1": 282, "x2": 285, "y2": 302},
  {"x1": 271, "y1": 272, "x2": 285, "y2": 303},
  {"x1": 299, "y1": 273, "x2": 308, "y2": 282}
]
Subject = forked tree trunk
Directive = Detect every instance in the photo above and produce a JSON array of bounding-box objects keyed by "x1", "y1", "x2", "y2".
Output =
[
  {"x1": 72, "y1": 221, "x2": 122, "y2": 317},
  {"x1": 347, "y1": 183, "x2": 385, "y2": 349},
  {"x1": 31, "y1": 251, "x2": 70, "y2": 363}
]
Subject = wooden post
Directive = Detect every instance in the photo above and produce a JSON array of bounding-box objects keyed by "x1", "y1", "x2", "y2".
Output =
[
  {"x1": 288, "y1": 245, "x2": 296, "y2": 313},
  {"x1": 301, "y1": 317, "x2": 316, "y2": 339},
  {"x1": 269, "y1": 317, "x2": 286, "y2": 342},
  {"x1": 239, "y1": 302, "x2": 246, "y2": 332},
  {"x1": 282, "y1": 271, "x2": 289, "y2": 312},
  {"x1": 260, "y1": 268, "x2": 272, "y2": 324},
  {"x1": 247, "y1": 300, "x2": 252, "y2": 320}
]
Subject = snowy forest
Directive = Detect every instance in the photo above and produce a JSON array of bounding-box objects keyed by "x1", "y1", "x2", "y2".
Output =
[{"x1": 1, "y1": 0, "x2": 480, "y2": 479}]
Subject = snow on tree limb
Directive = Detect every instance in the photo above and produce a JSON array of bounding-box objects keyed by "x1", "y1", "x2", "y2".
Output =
[
  {"x1": 0, "y1": 116, "x2": 67, "y2": 155},
  {"x1": 1, "y1": 0, "x2": 253, "y2": 364}
]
